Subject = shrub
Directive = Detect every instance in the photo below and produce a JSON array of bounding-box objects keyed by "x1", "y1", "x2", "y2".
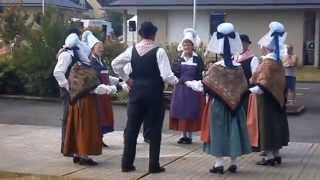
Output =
[
  {"x1": 163, "y1": 43, "x2": 207, "y2": 63},
  {"x1": 0, "y1": 58, "x2": 24, "y2": 94},
  {"x1": 8, "y1": 8, "x2": 71, "y2": 97},
  {"x1": 103, "y1": 40, "x2": 128, "y2": 75}
]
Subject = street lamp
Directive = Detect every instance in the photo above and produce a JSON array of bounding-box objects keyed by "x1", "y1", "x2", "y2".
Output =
[{"x1": 193, "y1": 0, "x2": 197, "y2": 29}]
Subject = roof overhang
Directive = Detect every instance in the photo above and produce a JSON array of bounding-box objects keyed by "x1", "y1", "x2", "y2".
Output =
[
  {"x1": 103, "y1": 4, "x2": 320, "y2": 11},
  {"x1": 0, "y1": 3, "x2": 85, "y2": 10}
]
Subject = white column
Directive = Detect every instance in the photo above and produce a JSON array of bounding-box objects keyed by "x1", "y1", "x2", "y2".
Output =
[
  {"x1": 314, "y1": 11, "x2": 320, "y2": 68},
  {"x1": 123, "y1": 10, "x2": 128, "y2": 44}
]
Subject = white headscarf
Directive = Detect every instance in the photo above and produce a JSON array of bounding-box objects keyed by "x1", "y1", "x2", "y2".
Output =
[
  {"x1": 177, "y1": 28, "x2": 201, "y2": 51},
  {"x1": 258, "y1": 21, "x2": 287, "y2": 62},
  {"x1": 81, "y1": 30, "x2": 92, "y2": 44},
  {"x1": 207, "y1": 23, "x2": 242, "y2": 68},
  {"x1": 63, "y1": 33, "x2": 91, "y2": 65},
  {"x1": 64, "y1": 33, "x2": 80, "y2": 48},
  {"x1": 87, "y1": 32, "x2": 102, "y2": 49},
  {"x1": 207, "y1": 23, "x2": 243, "y2": 55}
]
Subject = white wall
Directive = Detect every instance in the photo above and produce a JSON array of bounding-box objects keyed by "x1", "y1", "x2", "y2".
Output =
[
  {"x1": 138, "y1": 10, "x2": 168, "y2": 43},
  {"x1": 226, "y1": 10, "x2": 305, "y2": 65},
  {"x1": 126, "y1": 15, "x2": 138, "y2": 45},
  {"x1": 137, "y1": 9, "x2": 305, "y2": 65},
  {"x1": 167, "y1": 10, "x2": 210, "y2": 45}
]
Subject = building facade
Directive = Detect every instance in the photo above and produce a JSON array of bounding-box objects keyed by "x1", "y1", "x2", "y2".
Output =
[{"x1": 104, "y1": 0, "x2": 320, "y2": 67}]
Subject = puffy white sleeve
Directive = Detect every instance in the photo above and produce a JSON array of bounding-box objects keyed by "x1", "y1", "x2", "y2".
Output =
[
  {"x1": 251, "y1": 56, "x2": 260, "y2": 74},
  {"x1": 111, "y1": 47, "x2": 133, "y2": 81},
  {"x1": 185, "y1": 80, "x2": 204, "y2": 92},
  {"x1": 249, "y1": 86, "x2": 264, "y2": 94},
  {"x1": 53, "y1": 52, "x2": 73, "y2": 87},
  {"x1": 156, "y1": 48, "x2": 179, "y2": 85},
  {"x1": 109, "y1": 76, "x2": 120, "y2": 85}
]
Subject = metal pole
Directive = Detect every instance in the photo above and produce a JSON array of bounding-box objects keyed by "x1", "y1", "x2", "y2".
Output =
[
  {"x1": 123, "y1": 10, "x2": 128, "y2": 44},
  {"x1": 193, "y1": 0, "x2": 197, "y2": 29},
  {"x1": 132, "y1": 32, "x2": 135, "y2": 45},
  {"x1": 42, "y1": 0, "x2": 45, "y2": 15}
]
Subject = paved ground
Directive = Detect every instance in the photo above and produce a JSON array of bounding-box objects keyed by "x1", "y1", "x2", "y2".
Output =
[
  {"x1": 0, "y1": 124, "x2": 319, "y2": 180},
  {"x1": 0, "y1": 82, "x2": 319, "y2": 179},
  {"x1": 0, "y1": 83, "x2": 319, "y2": 143}
]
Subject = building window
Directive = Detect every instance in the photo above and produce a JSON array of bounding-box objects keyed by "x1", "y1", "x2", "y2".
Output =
[{"x1": 210, "y1": 12, "x2": 225, "y2": 35}]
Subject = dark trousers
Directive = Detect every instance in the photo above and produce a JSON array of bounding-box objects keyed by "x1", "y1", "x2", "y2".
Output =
[
  {"x1": 143, "y1": 119, "x2": 152, "y2": 140},
  {"x1": 122, "y1": 98, "x2": 165, "y2": 169},
  {"x1": 60, "y1": 88, "x2": 69, "y2": 155}
]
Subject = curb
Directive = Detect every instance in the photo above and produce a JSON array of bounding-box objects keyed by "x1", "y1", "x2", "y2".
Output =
[
  {"x1": 0, "y1": 95, "x2": 60, "y2": 102},
  {"x1": 0, "y1": 94, "x2": 128, "y2": 105},
  {"x1": 297, "y1": 81, "x2": 320, "y2": 84}
]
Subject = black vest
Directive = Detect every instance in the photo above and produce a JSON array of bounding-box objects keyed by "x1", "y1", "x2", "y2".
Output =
[
  {"x1": 62, "y1": 48, "x2": 80, "y2": 79},
  {"x1": 239, "y1": 57, "x2": 253, "y2": 84},
  {"x1": 129, "y1": 47, "x2": 164, "y2": 103}
]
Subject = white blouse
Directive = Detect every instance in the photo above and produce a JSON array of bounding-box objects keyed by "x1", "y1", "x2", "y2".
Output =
[
  {"x1": 53, "y1": 50, "x2": 73, "y2": 87},
  {"x1": 111, "y1": 46, "x2": 178, "y2": 85}
]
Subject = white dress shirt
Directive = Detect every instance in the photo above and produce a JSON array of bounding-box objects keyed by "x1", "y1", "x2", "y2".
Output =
[{"x1": 111, "y1": 46, "x2": 178, "y2": 85}]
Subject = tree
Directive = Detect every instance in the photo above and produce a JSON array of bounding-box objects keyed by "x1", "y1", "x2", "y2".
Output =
[
  {"x1": 0, "y1": 6, "x2": 27, "y2": 44},
  {"x1": 108, "y1": 12, "x2": 123, "y2": 37},
  {"x1": 11, "y1": 7, "x2": 71, "y2": 96}
]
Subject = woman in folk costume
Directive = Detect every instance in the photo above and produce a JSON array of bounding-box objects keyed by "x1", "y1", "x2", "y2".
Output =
[
  {"x1": 54, "y1": 29, "x2": 89, "y2": 156},
  {"x1": 170, "y1": 28, "x2": 204, "y2": 144},
  {"x1": 83, "y1": 31, "x2": 127, "y2": 147},
  {"x1": 63, "y1": 33, "x2": 118, "y2": 166},
  {"x1": 251, "y1": 21, "x2": 289, "y2": 166},
  {"x1": 112, "y1": 21, "x2": 179, "y2": 173},
  {"x1": 199, "y1": 23, "x2": 252, "y2": 174}
]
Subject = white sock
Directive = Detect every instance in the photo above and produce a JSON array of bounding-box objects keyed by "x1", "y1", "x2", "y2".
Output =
[
  {"x1": 230, "y1": 157, "x2": 237, "y2": 166},
  {"x1": 182, "y1": 132, "x2": 187, "y2": 138},
  {"x1": 273, "y1": 149, "x2": 280, "y2": 157},
  {"x1": 266, "y1": 151, "x2": 275, "y2": 160},
  {"x1": 188, "y1": 132, "x2": 192, "y2": 139},
  {"x1": 215, "y1": 157, "x2": 224, "y2": 167}
]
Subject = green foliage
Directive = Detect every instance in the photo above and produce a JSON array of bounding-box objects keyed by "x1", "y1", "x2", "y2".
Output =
[
  {"x1": 103, "y1": 40, "x2": 127, "y2": 69},
  {"x1": 108, "y1": 12, "x2": 123, "y2": 37},
  {"x1": 162, "y1": 43, "x2": 179, "y2": 64},
  {"x1": 0, "y1": 58, "x2": 24, "y2": 94},
  {"x1": 162, "y1": 43, "x2": 206, "y2": 63},
  {"x1": 0, "y1": 6, "x2": 27, "y2": 44}
]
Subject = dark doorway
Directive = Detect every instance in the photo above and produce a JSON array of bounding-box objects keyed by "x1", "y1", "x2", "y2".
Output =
[{"x1": 304, "y1": 12, "x2": 316, "y2": 65}]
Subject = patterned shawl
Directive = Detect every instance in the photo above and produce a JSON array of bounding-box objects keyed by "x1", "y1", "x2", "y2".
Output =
[
  {"x1": 202, "y1": 64, "x2": 248, "y2": 111},
  {"x1": 251, "y1": 58, "x2": 286, "y2": 107}
]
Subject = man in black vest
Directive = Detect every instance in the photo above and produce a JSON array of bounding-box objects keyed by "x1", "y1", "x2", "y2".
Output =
[
  {"x1": 237, "y1": 34, "x2": 260, "y2": 84},
  {"x1": 236, "y1": 34, "x2": 260, "y2": 112},
  {"x1": 112, "y1": 22, "x2": 179, "y2": 173}
]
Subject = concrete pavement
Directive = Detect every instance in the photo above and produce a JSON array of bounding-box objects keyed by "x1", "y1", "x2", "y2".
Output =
[{"x1": 0, "y1": 124, "x2": 319, "y2": 180}]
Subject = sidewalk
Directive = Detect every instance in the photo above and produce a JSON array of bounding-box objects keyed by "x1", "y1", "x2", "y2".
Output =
[{"x1": 0, "y1": 124, "x2": 319, "y2": 180}]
